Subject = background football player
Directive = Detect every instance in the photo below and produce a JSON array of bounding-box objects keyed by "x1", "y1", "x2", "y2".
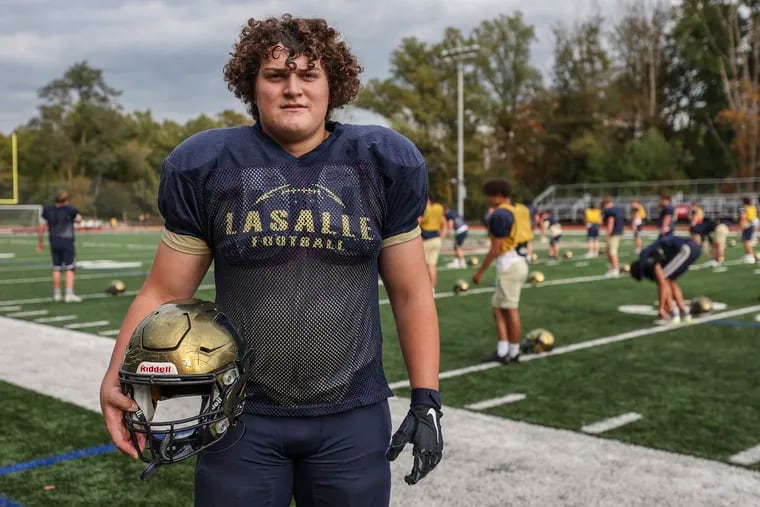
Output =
[
  {"x1": 602, "y1": 197, "x2": 625, "y2": 277},
  {"x1": 738, "y1": 196, "x2": 758, "y2": 264},
  {"x1": 630, "y1": 198, "x2": 646, "y2": 253},
  {"x1": 584, "y1": 202, "x2": 602, "y2": 258},
  {"x1": 657, "y1": 194, "x2": 675, "y2": 238},
  {"x1": 630, "y1": 234, "x2": 702, "y2": 324},
  {"x1": 99, "y1": 15, "x2": 443, "y2": 505}
]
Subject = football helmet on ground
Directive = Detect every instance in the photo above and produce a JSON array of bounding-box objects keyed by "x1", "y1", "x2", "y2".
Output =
[
  {"x1": 690, "y1": 296, "x2": 713, "y2": 315},
  {"x1": 119, "y1": 298, "x2": 251, "y2": 479},
  {"x1": 453, "y1": 279, "x2": 470, "y2": 295},
  {"x1": 520, "y1": 328, "x2": 555, "y2": 354},
  {"x1": 528, "y1": 271, "x2": 545, "y2": 285},
  {"x1": 466, "y1": 256, "x2": 480, "y2": 266},
  {"x1": 105, "y1": 279, "x2": 126, "y2": 295}
]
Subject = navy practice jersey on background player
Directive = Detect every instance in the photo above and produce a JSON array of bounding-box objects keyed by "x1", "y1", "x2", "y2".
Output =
[{"x1": 158, "y1": 122, "x2": 427, "y2": 417}]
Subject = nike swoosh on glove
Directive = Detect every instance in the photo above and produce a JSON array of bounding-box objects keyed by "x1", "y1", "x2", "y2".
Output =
[{"x1": 386, "y1": 388, "x2": 443, "y2": 485}]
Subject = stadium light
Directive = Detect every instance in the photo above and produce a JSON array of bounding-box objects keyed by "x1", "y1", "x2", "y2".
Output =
[{"x1": 441, "y1": 44, "x2": 479, "y2": 219}]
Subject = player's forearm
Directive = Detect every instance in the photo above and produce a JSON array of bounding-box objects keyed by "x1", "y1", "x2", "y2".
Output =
[{"x1": 392, "y1": 296, "x2": 440, "y2": 390}]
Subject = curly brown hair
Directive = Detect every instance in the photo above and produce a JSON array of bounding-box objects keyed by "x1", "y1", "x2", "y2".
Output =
[{"x1": 223, "y1": 14, "x2": 363, "y2": 120}]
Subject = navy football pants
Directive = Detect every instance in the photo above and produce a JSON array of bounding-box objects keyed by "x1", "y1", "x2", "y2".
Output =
[{"x1": 194, "y1": 400, "x2": 392, "y2": 507}]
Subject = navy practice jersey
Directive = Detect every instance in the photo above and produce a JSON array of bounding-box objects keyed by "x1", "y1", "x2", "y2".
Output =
[
  {"x1": 42, "y1": 204, "x2": 78, "y2": 241},
  {"x1": 158, "y1": 121, "x2": 427, "y2": 417},
  {"x1": 602, "y1": 206, "x2": 625, "y2": 236},
  {"x1": 658, "y1": 204, "x2": 675, "y2": 234}
]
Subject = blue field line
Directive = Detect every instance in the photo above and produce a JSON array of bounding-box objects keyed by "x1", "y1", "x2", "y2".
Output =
[
  {"x1": 0, "y1": 496, "x2": 22, "y2": 507},
  {"x1": 0, "y1": 444, "x2": 116, "y2": 477},
  {"x1": 709, "y1": 319, "x2": 760, "y2": 328}
]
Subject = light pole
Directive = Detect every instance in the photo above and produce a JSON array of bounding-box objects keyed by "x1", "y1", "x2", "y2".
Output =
[{"x1": 441, "y1": 44, "x2": 479, "y2": 219}]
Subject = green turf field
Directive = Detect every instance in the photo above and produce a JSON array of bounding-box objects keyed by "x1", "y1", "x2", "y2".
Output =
[{"x1": 1, "y1": 228, "x2": 759, "y2": 506}]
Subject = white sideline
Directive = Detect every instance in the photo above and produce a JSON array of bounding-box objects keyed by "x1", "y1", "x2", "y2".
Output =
[
  {"x1": 465, "y1": 393, "x2": 526, "y2": 411},
  {"x1": 582, "y1": 412, "x2": 643, "y2": 434},
  {"x1": 1, "y1": 317, "x2": 759, "y2": 506},
  {"x1": 730, "y1": 445, "x2": 760, "y2": 466},
  {"x1": 388, "y1": 304, "x2": 760, "y2": 390}
]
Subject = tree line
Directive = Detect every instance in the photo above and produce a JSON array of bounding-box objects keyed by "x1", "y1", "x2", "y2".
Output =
[{"x1": 0, "y1": 0, "x2": 757, "y2": 219}]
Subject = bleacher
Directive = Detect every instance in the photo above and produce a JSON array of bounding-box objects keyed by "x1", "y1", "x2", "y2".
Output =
[{"x1": 533, "y1": 177, "x2": 760, "y2": 224}]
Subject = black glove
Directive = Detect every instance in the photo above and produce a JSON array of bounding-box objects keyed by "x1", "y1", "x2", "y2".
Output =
[{"x1": 386, "y1": 388, "x2": 443, "y2": 485}]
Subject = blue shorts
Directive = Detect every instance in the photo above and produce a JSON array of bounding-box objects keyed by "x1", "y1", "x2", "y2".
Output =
[
  {"x1": 660, "y1": 243, "x2": 701, "y2": 281},
  {"x1": 742, "y1": 226, "x2": 757, "y2": 242},
  {"x1": 550, "y1": 235, "x2": 562, "y2": 246},
  {"x1": 194, "y1": 400, "x2": 392, "y2": 507},
  {"x1": 634, "y1": 224, "x2": 643, "y2": 237},
  {"x1": 50, "y1": 239, "x2": 75, "y2": 271},
  {"x1": 587, "y1": 225, "x2": 599, "y2": 239},
  {"x1": 453, "y1": 230, "x2": 468, "y2": 248}
]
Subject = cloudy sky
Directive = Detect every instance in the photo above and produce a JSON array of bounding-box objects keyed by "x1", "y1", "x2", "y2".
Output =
[{"x1": 1, "y1": 0, "x2": 626, "y2": 134}]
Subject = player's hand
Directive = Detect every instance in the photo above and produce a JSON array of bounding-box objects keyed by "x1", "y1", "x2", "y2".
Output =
[
  {"x1": 100, "y1": 373, "x2": 144, "y2": 459},
  {"x1": 386, "y1": 388, "x2": 443, "y2": 485},
  {"x1": 36, "y1": 242, "x2": 44, "y2": 254},
  {"x1": 472, "y1": 271, "x2": 483, "y2": 285}
]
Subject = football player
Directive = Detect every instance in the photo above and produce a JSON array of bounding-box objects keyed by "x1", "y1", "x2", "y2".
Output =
[
  {"x1": 630, "y1": 198, "x2": 646, "y2": 253},
  {"x1": 689, "y1": 201, "x2": 704, "y2": 228},
  {"x1": 739, "y1": 197, "x2": 758, "y2": 263},
  {"x1": 657, "y1": 194, "x2": 675, "y2": 238},
  {"x1": 601, "y1": 197, "x2": 625, "y2": 277},
  {"x1": 630, "y1": 234, "x2": 702, "y2": 324},
  {"x1": 541, "y1": 210, "x2": 562, "y2": 260},
  {"x1": 584, "y1": 202, "x2": 602, "y2": 258},
  {"x1": 420, "y1": 194, "x2": 447, "y2": 287},
  {"x1": 691, "y1": 217, "x2": 728, "y2": 267},
  {"x1": 36, "y1": 190, "x2": 83, "y2": 303},
  {"x1": 99, "y1": 15, "x2": 443, "y2": 505},
  {"x1": 473, "y1": 179, "x2": 532, "y2": 364},
  {"x1": 444, "y1": 205, "x2": 468, "y2": 269}
]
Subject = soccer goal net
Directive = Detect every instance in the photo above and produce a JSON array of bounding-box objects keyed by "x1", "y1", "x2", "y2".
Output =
[{"x1": 0, "y1": 204, "x2": 42, "y2": 229}]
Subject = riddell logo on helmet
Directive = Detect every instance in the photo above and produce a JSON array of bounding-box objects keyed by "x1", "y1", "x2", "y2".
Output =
[{"x1": 137, "y1": 362, "x2": 178, "y2": 375}]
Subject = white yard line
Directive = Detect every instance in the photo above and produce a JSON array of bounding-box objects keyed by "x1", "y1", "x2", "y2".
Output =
[
  {"x1": 465, "y1": 393, "x2": 526, "y2": 411},
  {"x1": 98, "y1": 329, "x2": 121, "y2": 336},
  {"x1": 582, "y1": 412, "x2": 643, "y2": 434},
  {"x1": 388, "y1": 304, "x2": 760, "y2": 390},
  {"x1": 34, "y1": 315, "x2": 78, "y2": 323},
  {"x1": 0, "y1": 305, "x2": 21, "y2": 312},
  {"x1": 6, "y1": 309, "x2": 48, "y2": 318},
  {"x1": 63, "y1": 320, "x2": 110, "y2": 329},
  {"x1": 729, "y1": 445, "x2": 760, "y2": 466}
]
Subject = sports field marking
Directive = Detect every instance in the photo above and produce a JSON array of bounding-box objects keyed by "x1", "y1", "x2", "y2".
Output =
[
  {"x1": 0, "y1": 443, "x2": 116, "y2": 477},
  {"x1": 63, "y1": 320, "x2": 109, "y2": 329},
  {"x1": 0, "y1": 305, "x2": 21, "y2": 312},
  {"x1": 465, "y1": 393, "x2": 526, "y2": 411},
  {"x1": 574, "y1": 261, "x2": 590, "y2": 267},
  {"x1": 98, "y1": 329, "x2": 120, "y2": 336},
  {"x1": 6, "y1": 309, "x2": 47, "y2": 318},
  {"x1": 582, "y1": 412, "x2": 643, "y2": 434},
  {"x1": 34, "y1": 315, "x2": 78, "y2": 323},
  {"x1": 729, "y1": 445, "x2": 760, "y2": 466},
  {"x1": 0, "y1": 271, "x2": 146, "y2": 285},
  {"x1": 388, "y1": 304, "x2": 760, "y2": 390}
]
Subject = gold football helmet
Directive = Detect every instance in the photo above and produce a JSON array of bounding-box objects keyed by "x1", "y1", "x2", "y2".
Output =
[
  {"x1": 520, "y1": 328, "x2": 555, "y2": 354},
  {"x1": 690, "y1": 296, "x2": 713, "y2": 315},
  {"x1": 119, "y1": 299, "x2": 251, "y2": 479},
  {"x1": 563, "y1": 250, "x2": 574, "y2": 259},
  {"x1": 467, "y1": 256, "x2": 480, "y2": 266},
  {"x1": 105, "y1": 279, "x2": 126, "y2": 295},
  {"x1": 453, "y1": 279, "x2": 470, "y2": 295},
  {"x1": 528, "y1": 271, "x2": 545, "y2": 285}
]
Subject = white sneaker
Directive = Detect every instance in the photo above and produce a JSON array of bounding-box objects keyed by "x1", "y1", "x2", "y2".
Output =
[
  {"x1": 446, "y1": 261, "x2": 459, "y2": 268},
  {"x1": 604, "y1": 270, "x2": 620, "y2": 278},
  {"x1": 64, "y1": 294, "x2": 82, "y2": 303},
  {"x1": 584, "y1": 252, "x2": 595, "y2": 259},
  {"x1": 53, "y1": 293, "x2": 62, "y2": 302},
  {"x1": 743, "y1": 254, "x2": 756, "y2": 264}
]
